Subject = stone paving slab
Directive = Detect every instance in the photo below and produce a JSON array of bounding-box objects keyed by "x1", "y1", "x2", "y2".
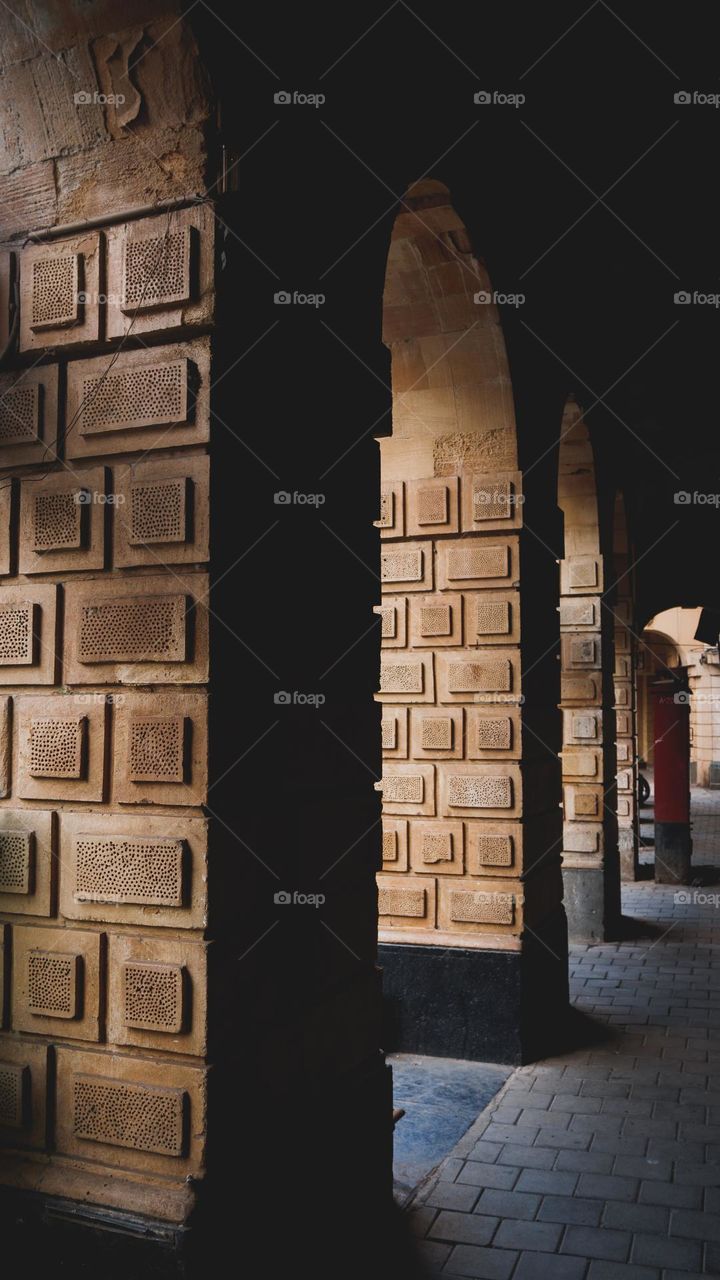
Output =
[{"x1": 406, "y1": 789, "x2": 720, "y2": 1277}]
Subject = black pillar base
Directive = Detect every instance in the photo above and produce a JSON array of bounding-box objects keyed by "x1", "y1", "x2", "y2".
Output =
[
  {"x1": 379, "y1": 914, "x2": 569, "y2": 1065},
  {"x1": 655, "y1": 821, "x2": 692, "y2": 883},
  {"x1": 563, "y1": 866, "x2": 623, "y2": 943}
]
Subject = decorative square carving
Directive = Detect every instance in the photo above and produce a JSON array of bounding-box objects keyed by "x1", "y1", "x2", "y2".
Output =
[
  {"x1": 122, "y1": 225, "x2": 193, "y2": 314},
  {"x1": 19, "y1": 233, "x2": 101, "y2": 351},
  {"x1": 563, "y1": 710, "x2": 602, "y2": 745},
  {"x1": 66, "y1": 338, "x2": 210, "y2": 461},
  {"x1": 565, "y1": 785, "x2": 602, "y2": 821},
  {"x1": 27, "y1": 950, "x2": 79, "y2": 1019},
  {"x1": 374, "y1": 596, "x2": 407, "y2": 648},
  {"x1": 376, "y1": 482, "x2": 404, "y2": 538},
  {"x1": 439, "y1": 762, "x2": 521, "y2": 817},
  {"x1": 0, "y1": 1038, "x2": 47, "y2": 1149},
  {"x1": 19, "y1": 465, "x2": 106, "y2": 575},
  {"x1": 409, "y1": 820, "x2": 464, "y2": 875},
  {"x1": 379, "y1": 763, "x2": 435, "y2": 815},
  {"x1": 381, "y1": 706, "x2": 408, "y2": 759},
  {"x1": 105, "y1": 205, "x2": 214, "y2": 340},
  {"x1": 0, "y1": 811, "x2": 55, "y2": 918},
  {"x1": 437, "y1": 537, "x2": 516, "y2": 589},
  {"x1": 561, "y1": 556, "x2": 603, "y2": 594},
  {"x1": 561, "y1": 634, "x2": 601, "y2": 671},
  {"x1": 466, "y1": 826, "x2": 516, "y2": 873},
  {"x1": 12, "y1": 925, "x2": 101, "y2": 1040},
  {"x1": 406, "y1": 477, "x2": 459, "y2": 536},
  {"x1": 410, "y1": 707, "x2": 463, "y2": 760},
  {"x1": 63, "y1": 572, "x2": 208, "y2": 685},
  {"x1": 129, "y1": 716, "x2": 186, "y2": 783},
  {"x1": 460, "y1": 471, "x2": 523, "y2": 531},
  {"x1": 30, "y1": 253, "x2": 79, "y2": 330},
  {"x1": 381, "y1": 819, "x2": 409, "y2": 872},
  {"x1": 380, "y1": 541, "x2": 433, "y2": 592},
  {"x1": 60, "y1": 812, "x2": 207, "y2": 929},
  {"x1": 464, "y1": 591, "x2": 520, "y2": 646},
  {"x1": 377, "y1": 873, "x2": 436, "y2": 928},
  {"x1": 377, "y1": 651, "x2": 434, "y2": 703},
  {"x1": 466, "y1": 708, "x2": 519, "y2": 758},
  {"x1": 122, "y1": 962, "x2": 184, "y2": 1033},
  {"x1": 409, "y1": 593, "x2": 462, "y2": 647},
  {"x1": 113, "y1": 690, "x2": 208, "y2": 806},
  {"x1": 0, "y1": 364, "x2": 59, "y2": 467},
  {"x1": 16, "y1": 694, "x2": 106, "y2": 803},
  {"x1": 0, "y1": 585, "x2": 58, "y2": 685},
  {"x1": 55, "y1": 1046, "x2": 207, "y2": 1176},
  {"x1": 29, "y1": 715, "x2": 86, "y2": 779},
  {"x1": 107, "y1": 934, "x2": 207, "y2": 1055}
]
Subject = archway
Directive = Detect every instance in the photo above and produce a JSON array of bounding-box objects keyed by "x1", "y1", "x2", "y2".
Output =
[
  {"x1": 376, "y1": 179, "x2": 568, "y2": 1064},
  {"x1": 557, "y1": 397, "x2": 621, "y2": 941}
]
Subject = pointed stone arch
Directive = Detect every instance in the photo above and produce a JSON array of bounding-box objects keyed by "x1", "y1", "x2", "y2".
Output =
[
  {"x1": 376, "y1": 180, "x2": 567, "y2": 1063},
  {"x1": 557, "y1": 397, "x2": 621, "y2": 941}
]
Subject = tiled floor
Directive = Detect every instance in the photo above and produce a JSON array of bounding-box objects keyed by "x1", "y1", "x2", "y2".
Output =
[{"x1": 407, "y1": 789, "x2": 720, "y2": 1278}]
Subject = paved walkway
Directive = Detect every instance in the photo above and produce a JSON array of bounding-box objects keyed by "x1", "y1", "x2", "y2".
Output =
[{"x1": 408, "y1": 790, "x2": 720, "y2": 1278}]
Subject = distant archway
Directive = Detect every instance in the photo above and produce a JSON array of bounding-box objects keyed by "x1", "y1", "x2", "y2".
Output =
[{"x1": 557, "y1": 397, "x2": 620, "y2": 941}]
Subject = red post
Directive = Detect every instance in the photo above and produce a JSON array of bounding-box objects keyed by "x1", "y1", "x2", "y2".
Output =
[{"x1": 651, "y1": 674, "x2": 692, "y2": 883}]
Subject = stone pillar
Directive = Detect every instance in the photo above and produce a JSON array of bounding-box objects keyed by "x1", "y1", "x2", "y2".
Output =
[
  {"x1": 558, "y1": 400, "x2": 620, "y2": 942},
  {"x1": 652, "y1": 674, "x2": 692, "y2": 883},
  {"x1": 376, "y1": 181, "x2": 567, "y2": 1065},
  {"x1": 610, "y1": 496, "x2": 640, "y2": 880}
]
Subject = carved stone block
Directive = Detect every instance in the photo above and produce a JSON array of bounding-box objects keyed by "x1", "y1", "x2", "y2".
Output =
[
  {"x1": 66, "y1": 338, "x2": 210, "y2": 461},
  {"x1": 0, "y1": 364, "x2": 59, "y2": 468},
  {"x1": 15, "y1": 694, "x2": 107, "y2": 803},
  {"x1": 18, "y1": 465, "x2": 106, "y2": 575},
  {"x1": 107, "y1": 934, "x2": 207, "y2": 1056},
  {"x1": 437, "y1": 536, "x2": 516, "y2": 590},
  {"x1": 112, "y1": 690, "x2": 208, "y2": 807},
  {"x1": 112, "y1": 454, "x2": 209, "y2": 568},
  {"x1": 59, "y1": 812, "x2": 208, "y2": 929},
  {"x1": 63, "y1": 572, "x2": 208, "y2": 685},
  {"x1": 0, "y1": 810, "x2": 56, "y2": 918},
  {"x1": 377, "y1": 873, "x2": 436, "y2": 928},
  {"x1": 54, "y1": 1045, "x2": 207, "y2": 1177},
  {"x1": 12, "y1": 924, "x2": 101, "y2": 1040},
  {"x1": 0, "y1": 584, "x2": 58, "y2": 685},
  {"x1": 19, "y1": 232, "x2": 102, "y2": 352},
  {"x1": 105, "y1": 204, "x2": 214, "y2": 339}
]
